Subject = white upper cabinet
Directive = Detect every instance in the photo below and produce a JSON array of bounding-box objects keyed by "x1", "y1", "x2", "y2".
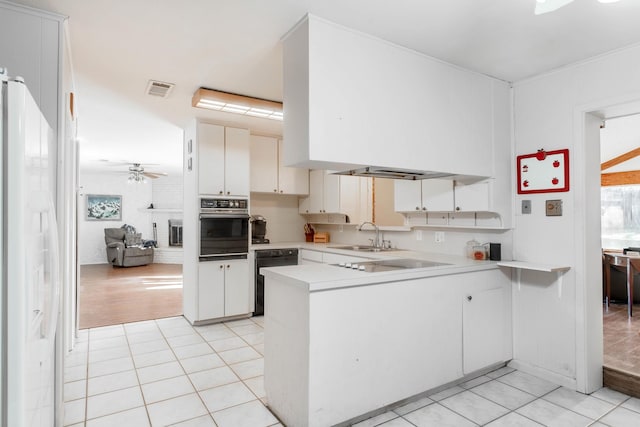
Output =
[
  {"x1": 278, "y1": 139, "x2": 309, "y2": 195},
  {"x1": 250, "y1": 135, "x2": 279, "y2": 193},
  {"x1": 199, "y1": 123, "x2": 225, "y2": 196},
  {"x1": 223, "y1": 127, "x2": 250, "y2": 196},
  {"x1": 454, "y1": 181, "x2": 490, "y2": 212},
  {"x1": 299, "y1": 170, "x2": 359, "y2": 219},
  {"x1": 395, "y1": 179, "x2": 453, "y2": 212},
  {"x1": 198, "y1": 122, "x2": 249, "y2": 197},
  {"x1": 250, "y1": 135, "x2": 309, "y2": 195},
  {"x1": 282, "y1": 15, "x2": 509, "y2": 179}
]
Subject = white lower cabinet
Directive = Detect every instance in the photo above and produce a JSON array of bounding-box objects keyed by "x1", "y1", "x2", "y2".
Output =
[
  {"x1": 299, "y1": 249, "x2": 323, "y2": 264},
  {"x1": 198, "y1": 259, "x2": 249, "y2": 321},
  {"x1": 224, "y1": 260, "x2": 250, "y2": 316},
  {"x1": 321, "y1": 252, "x2": 370, "y2": 265},
  {"x1": 462, "y1": 286, "x2": 506, "y2": 374},
  {"x1": 299, "y1": 249, "x2": 370, "y2": 265}
]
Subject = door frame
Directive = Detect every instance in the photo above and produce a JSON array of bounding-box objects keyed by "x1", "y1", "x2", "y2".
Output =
[{"x1": 573, "y1": 93, "x2": 640, "y2": 393}]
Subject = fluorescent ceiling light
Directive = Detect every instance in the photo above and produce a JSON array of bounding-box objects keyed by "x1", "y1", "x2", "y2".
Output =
[
  {"x1": 535, "y1": 0, "x2": 575, "y2": 15},
  {"x1": 535, "y1": 0, "x2": 621, "y2": 15},
  {"x1": 192, "y1": 87, "x2": 283, "y2": 121}
]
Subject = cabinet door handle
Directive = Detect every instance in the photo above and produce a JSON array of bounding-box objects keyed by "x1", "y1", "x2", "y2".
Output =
[
  {"x1": 456, "y1": 207, "x2": 461, "y2": 211},
  {"x1": 219, "y1": 265, "x2": 224, "y2": 269},
  {"x1": 274, "y1": 189, "x2": 277, "y2": 192},
  {"x1": 422, "y1": 207, "x2": 426, "y2": 211},
  {"x1": 219, "y1": 191, "x2": 223, "y2": 195},
  {"x1": 467, "y1": 295, "x2": 472, "y2": 301},
  {"x1": 415, "y1": 207, "x2": 419, "y2": 211},
  {"x1": 280, "y1": 190, "x2": 283, "y2": 193},
  {"x1": 226, "y1": 264, "x2": 230, "y2": 269},
  {"x1": 227, "y1": 191, "x2": 230, "y2": 195}
]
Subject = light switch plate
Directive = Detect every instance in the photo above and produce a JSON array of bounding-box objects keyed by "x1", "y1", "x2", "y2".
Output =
[
  {"x1": 546, "y1": 199, "x2": 562, "y2": 216},
  {"x1": 522, "y1": 200, "x2": 531, "y2": 214}
]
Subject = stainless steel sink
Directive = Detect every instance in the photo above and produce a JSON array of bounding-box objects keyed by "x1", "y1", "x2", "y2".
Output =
[
  {"x1": 329, "y1": 245, "x2": 399, "y2": 252},
  {"x1": 332, "y1": 258, "x2": 451, "y2": 272}
]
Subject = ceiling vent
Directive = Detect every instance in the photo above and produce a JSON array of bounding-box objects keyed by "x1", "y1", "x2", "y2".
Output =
[{"x1": 146, "y1": 80, "x2": 175, "y2": 98}]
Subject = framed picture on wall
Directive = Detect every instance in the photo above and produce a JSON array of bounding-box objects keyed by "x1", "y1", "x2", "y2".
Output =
[{"x1": 86, "y1": 194, "x2": 122, "y2": 221}]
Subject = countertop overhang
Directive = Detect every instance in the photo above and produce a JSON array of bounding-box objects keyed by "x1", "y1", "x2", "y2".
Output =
[{"x1": 257, "y1": 242, "x2": 501, "y2": 292}]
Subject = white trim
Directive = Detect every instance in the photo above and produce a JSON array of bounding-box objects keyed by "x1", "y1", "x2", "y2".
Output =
[
  {"x1": 571, "y1": 91, "x2": 640, "y2": 393},
  {"x1": 508, "y1": 359, "x2": 577, "y2": 390}
]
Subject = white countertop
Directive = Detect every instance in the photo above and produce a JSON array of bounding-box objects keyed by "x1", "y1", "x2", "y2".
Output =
[{"x1": 258, "y1": 242, "x2": 500, "y2": 292}]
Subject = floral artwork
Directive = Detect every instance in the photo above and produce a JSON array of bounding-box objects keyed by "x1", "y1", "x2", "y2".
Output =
[{"x1": 86, "y1": 194, "x2": 122, "y2": 220}]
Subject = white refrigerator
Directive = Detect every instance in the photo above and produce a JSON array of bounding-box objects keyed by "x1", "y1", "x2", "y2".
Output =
[{"x1": 1, "y1": 70, "x2": 60, "y2": 426}]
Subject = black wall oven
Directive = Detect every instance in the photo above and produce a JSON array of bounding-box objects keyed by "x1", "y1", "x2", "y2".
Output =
[{"x1": 199, "y1": 198, "x2": 249, "y2": 260}]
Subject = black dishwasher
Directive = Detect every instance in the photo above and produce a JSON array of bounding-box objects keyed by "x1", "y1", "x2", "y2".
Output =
[{"x1": 254, "y1": 248, "x2": 299, "y2": 316}]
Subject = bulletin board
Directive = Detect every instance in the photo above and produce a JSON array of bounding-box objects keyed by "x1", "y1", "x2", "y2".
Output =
[{"x1": 517, "y1": 149, "x2": 569, "y2": 194}]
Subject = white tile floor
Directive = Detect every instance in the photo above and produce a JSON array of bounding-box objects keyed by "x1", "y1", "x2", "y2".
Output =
[{"x1": 64, "y1": 316, "x2": 640, "y2": 427}]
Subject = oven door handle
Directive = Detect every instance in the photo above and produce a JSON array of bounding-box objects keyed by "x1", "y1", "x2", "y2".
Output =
[{"x1": 199, "y1": 213, "x2": 250, "y2": 220}]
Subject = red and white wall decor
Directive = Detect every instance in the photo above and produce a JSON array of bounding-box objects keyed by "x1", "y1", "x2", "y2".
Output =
[{"x1": 517, "y1": 149, "x2": 570, "y2": 194}]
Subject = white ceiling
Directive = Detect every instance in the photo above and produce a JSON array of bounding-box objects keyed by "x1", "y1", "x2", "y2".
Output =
[{"x1": 11, "y1": 0, "x2": 640, "y2": 176}]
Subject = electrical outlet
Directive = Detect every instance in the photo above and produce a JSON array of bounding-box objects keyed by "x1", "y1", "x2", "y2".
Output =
[
  {"x1": 435, "y1": 231, "x2": 445, "y2": 243},
  {"x1": 416, "y1": 230, "x2": 422, "y2": 241},
  {"x1": 522, "y1": 200, "x2": 531, "y2": 214}
]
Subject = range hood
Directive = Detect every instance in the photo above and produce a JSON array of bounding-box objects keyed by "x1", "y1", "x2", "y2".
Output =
[{"x1": 333, "y1": 166, "x2": 455, "y2": 180}]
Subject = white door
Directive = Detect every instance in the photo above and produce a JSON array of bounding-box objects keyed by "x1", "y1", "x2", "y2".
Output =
[
  {"x1": 224, "y1": 127, "x2": 250, "y2": 196},
  {"x1": 250, "y1": 135, "x2": 278, "y2": 193},
  {"x1": 198, "y1": 123, "x2": 225, "y2": 195},
  {"x1": 422, "y1": 179, "x2": 454, "y2": 211},
  {"x1": 394, "y1": 180, "x2": 422, "y2": 212},
  {"x1": 278, "y1": 139, "x2": 309, "y2": 195},
  {"x1": 462, "y1": 287, "x2": 505, "y2": 373},
  {"x1": 308, "y1": 170, "x2": 324, "y2": 213},
  {"x1": 224, "y1": 260, "x2": 249, "y2": 316},
  {"x1": 198, "y1": 262, "x2": 225, "y2": 320},
  {"x1": 323, "y1": 171, "x2": 341, "y2": 213},
  {"x1": 454, "y1": 181, "x2": 490, "y2": 212}
]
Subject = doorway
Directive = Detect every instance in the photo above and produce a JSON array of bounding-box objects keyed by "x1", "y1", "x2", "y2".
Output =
[
  {"x1": 599, "y1": 113, "x2": 640, "y2": 391},
  {"x1": 76, "y1": 173, "x2": 184, "y2": 329},
  {"x1": 579, "y1": 101, "x2": 640, "y2": 396}
]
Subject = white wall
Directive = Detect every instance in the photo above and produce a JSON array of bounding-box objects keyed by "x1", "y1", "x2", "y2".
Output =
[
  {"x1": 250, "y1": 193, "x2": 307, "y2": 243},
  {"x1": 150, "y1": 175, "x2": 184, "y2": 264},
  {"x1": 78, "y1": 172, "x2": 152, "y2": 265},
  {"x1": 511, "y1": 43, "x2": 640, "y2": 391}
]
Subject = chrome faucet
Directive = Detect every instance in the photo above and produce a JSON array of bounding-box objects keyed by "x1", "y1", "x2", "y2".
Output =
[{"x1": 358, "y1": 221, "x2": 380, "y2": 248}]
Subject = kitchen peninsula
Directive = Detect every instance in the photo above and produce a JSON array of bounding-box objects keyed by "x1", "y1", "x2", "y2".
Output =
[{"x1": 262, "y1": 251, "x2": 512, "y2": 427}]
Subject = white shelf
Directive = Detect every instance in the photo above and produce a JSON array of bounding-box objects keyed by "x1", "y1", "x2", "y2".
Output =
[
  {"x1": 411, "y1": 224, "x2": 511, "y2": 231},
  {"x1": 138, "y1": 208, "x2": 183, "y2": 214},
  {"x1": 497, "y1": 261, "x2": 570, "y2": 273},
  {"x1": 498, "y1": 261, "x2": 570, "y2": 298}
]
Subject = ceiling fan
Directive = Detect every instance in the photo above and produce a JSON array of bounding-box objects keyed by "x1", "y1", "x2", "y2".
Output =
[
  {"x1": 102, "y1": 161, "x2": 169, "y2": 183},
  {"x1": 535, "y1": 0, "x2": 621, "y2": 15}
]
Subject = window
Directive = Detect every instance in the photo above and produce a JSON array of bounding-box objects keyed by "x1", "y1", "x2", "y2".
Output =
[{"x1": 601, "y1": 185, "x2": 640, "y2": 249}]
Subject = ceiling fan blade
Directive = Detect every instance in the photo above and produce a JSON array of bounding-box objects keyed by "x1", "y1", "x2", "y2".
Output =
[
  {"x1": 143, "y1": 172, "x2": 168, "y2": 179},
  {"x1": 535, "y1": 0, "x2": 575, "y2": 15}
]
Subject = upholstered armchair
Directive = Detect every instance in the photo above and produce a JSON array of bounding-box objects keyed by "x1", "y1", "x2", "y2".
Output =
[{"x1": 104, "y1": 227, "x2": 154, "y2": 267}]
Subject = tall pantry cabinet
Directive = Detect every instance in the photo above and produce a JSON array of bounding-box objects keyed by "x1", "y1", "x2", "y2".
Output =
[{"x1": 183, "y1": 119, "x2": 251, "y2": 324}]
